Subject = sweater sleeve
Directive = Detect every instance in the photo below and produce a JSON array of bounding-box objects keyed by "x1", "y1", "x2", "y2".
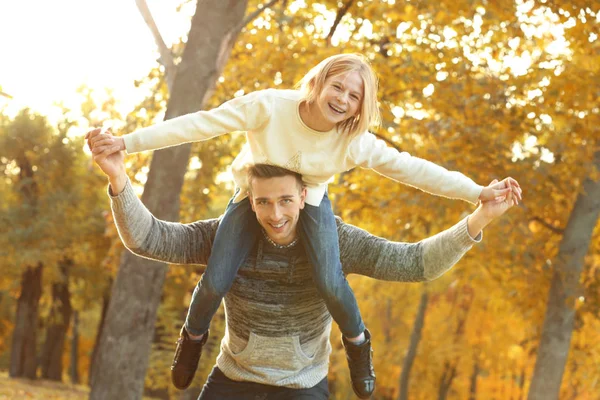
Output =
[
  {"x1": 109, "y1": 178, "x2": 219, "y2": 265},
  {"x1": 123, "y1": 89, "x2": 274, "y2": 154},
  {"x1": 338, "y1": 216, "x2": 481, "y2": 281},
  {"x1": 347, "y1": 132, "x2": 483, "y2": 204}
]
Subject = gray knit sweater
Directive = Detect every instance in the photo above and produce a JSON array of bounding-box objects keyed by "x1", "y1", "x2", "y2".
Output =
[{"x1": 109, "y1": 180, "x2": 480, "y2": 388}]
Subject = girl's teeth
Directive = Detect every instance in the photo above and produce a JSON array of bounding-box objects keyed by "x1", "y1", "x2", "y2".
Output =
[{"x1": 330, "y1": 104, "x2": 344, "y2": 114}]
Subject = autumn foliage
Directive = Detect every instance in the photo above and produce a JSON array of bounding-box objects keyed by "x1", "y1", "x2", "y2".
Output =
[{"x1": 0, "y1": 1, "x2": 598, "y2": 399}]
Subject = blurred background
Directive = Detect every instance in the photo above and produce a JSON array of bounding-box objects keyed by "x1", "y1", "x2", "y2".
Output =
[{"x1": 0, "y1": 0, "x2": 598, "y2": 398}]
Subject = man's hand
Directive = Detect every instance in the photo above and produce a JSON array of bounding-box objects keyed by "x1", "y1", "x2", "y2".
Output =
[
  {"x1": 468, "y1": 179, "x2": 517, "y2": 238},
  {"x1": 86, "y1": 128, "x2": 127, "y2": 194},
  {"x1": 479, "y1": 177, "x2": 522, "y2": 205},
  {"x1": 85, "y1": 128, "x2": 126, "y2": 155}
]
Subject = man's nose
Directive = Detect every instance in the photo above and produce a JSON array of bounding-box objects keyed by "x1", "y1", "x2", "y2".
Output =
[{"x1": 271, "y1": 205, "x2": 283, "y2": 220}]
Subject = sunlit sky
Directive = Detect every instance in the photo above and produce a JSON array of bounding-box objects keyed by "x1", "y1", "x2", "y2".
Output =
[
  {"x1": 0, "y1": 0, "x2": 191, "y2": 118},
  {"x1": 2, "y1": 1, "x2": 573, "y2": 119},
  {"x1": 0, "y1": 0, "x2": 576, "y2": 165}
]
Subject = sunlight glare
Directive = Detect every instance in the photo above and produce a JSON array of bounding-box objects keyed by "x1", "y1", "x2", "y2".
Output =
[
  {"x1": 1, "y1": 0, "x2": 190, "y2": 121},
  {"x1": 423, "y1": 84, "x2": 435, "y2": 97}
]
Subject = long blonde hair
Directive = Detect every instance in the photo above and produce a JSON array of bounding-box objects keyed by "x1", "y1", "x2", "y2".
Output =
[{"x1": 296, "y1": 53, "x2": 380, "y2": 137}]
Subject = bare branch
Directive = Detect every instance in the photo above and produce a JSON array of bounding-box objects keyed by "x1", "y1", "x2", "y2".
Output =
[
  {"x1": 530, "y1": 216, "x2": 565, "y2": 235},
  {"x1": 326, "y1": 0, "x2": 355, "y2": 45},
  {"x1": 373, "y1": 132, "x2": 403, "y2": 153},
  {"x1": 135, "y1": 0, "x2": 176, "y2": 91},
  {"x1": 239, "y1": 0, "x2": 281, "y2": 31},
  {"x1": 0, "y1": 91, "x2": 12, "y2": 99}
]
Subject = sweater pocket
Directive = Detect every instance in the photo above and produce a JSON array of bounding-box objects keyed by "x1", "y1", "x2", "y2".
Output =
[{"x1": 227, "y1": 331, "x2": 316, "y2": 384}]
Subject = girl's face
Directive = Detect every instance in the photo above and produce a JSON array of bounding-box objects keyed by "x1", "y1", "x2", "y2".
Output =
[{"x1": 309, "y1": 71, "x2": 364, "y2": 131}]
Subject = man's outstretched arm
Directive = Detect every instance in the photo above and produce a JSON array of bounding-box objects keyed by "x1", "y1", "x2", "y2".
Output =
[
  {"x1": 109, "y1": 178, "x2": 218, "y2": 265},
  {"x1": 88, "y1": 139, "x2": 218, "y2": 265},
  {"x1": 339, "y1": 181, "x2": 515, "y2": 281}
]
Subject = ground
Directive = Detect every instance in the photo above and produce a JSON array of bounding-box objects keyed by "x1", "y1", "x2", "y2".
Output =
[
  {"x1": 0, "y1": 371, "x2": 89, "y2": 399},
  {"x1": 0, "y1": 371, "x2": 162, "y2": 400}
]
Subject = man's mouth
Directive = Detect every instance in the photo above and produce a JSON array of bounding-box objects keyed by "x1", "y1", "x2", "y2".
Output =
[{"x1": 269, "y1": 221, "x2": 287, "y2": 231}]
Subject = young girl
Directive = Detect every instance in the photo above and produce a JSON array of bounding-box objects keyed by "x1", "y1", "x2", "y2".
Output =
[{"x1": 89, "y1": 53, "x2": 520, "y2": 397}]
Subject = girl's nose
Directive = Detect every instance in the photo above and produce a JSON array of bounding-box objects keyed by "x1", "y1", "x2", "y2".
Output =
[{"x1": 338, "y1": 92, "x2": 348, "y2": 104}]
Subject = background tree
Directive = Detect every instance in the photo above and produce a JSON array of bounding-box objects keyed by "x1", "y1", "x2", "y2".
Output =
[
  {"x1": 89, "y1": 1, "x2": 258, "y2": 398},
  {"x1": 1, "y1": 0, "x2": 598, "y2": 398},
  {"x1": 0, "y1": 107, "x2": 110, "y2": 380}
]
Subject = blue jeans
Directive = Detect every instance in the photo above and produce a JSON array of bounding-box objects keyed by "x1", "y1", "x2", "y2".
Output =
[
  {"x1": 185, "y1": 193, "x2": 259, "y2": 336},
  {"x1": 298, "y1": 193, "x2": 365, "y2": 337},
  {"x1": 198, "y1": 366, "x2": 329, "y2": 400},
  {"x1": 185, "y1": 192, "x2": 365, "y2": 338}
]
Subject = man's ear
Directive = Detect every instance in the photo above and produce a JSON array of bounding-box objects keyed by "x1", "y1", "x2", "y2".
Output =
[
  {"x1": 248, "y1": 192, "x2": 256, "y2": 212},
  {"x1": 299, "y1": 187, "x2": 307, "y2": 209}
]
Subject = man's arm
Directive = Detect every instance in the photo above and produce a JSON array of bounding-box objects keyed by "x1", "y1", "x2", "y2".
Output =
[
  {"x1": 109, "y1": 177, "x2": 218, "y2": 265},
  {"x1": 339, "y1": 185, "x2": 515, "y2": 281},
  {"x1": 87, "y1": 140, "x2": 218, "y2": 265},
  {"x1": 338, "y1": 217, "x2": 478, "y2": 282}
]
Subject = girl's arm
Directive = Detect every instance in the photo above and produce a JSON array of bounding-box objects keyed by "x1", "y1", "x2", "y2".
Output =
[
  {"x1": 109, "y1": 178, "x2": 218, "y2": 265},
  {"x1": 123, "y1": 89, "x2": 274, "y2": 154},
  {"x1": 347, "y1": 132, "x2": 483, "y2": 204}
]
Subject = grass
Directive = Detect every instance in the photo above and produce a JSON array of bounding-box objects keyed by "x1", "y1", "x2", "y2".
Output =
[
  {"x1": 0, "y1": 371, "x2": 163, "y2": 400},
  {"x1": 0, "y1": 371, "x2": 89, "y2": 399}
]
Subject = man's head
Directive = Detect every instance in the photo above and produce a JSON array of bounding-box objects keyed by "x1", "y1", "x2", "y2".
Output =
[{"x1": 247, "y1": 164, "x2": 306, "y2": 246}]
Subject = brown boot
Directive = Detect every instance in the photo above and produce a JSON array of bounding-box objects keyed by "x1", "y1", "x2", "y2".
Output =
[
  {"x1": 170, "y1": 327, "x2": 208, "y2": 390},
  {"x1": 342, "y1": 329, "x2": 376, "y2": 399}
]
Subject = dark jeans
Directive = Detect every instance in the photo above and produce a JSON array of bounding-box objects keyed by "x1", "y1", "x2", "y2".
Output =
[
  {"x1": 185, "y1": 192, "x2": 365, "y2": 338},
  {"x1": 198, "y1": 367, "x2": 329, "y2": 400}
]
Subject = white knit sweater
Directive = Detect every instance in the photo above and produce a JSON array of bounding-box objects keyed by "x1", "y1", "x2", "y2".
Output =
[{"x1": 123, "y1": 89, "x2": 483, "y2": 206}]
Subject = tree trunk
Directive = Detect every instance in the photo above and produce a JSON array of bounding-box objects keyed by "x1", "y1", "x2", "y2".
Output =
[
  {"x1": 9, "y1": 263, "x2": 43, "y2": 379},
  {"x1": 519, "y1": 366, "x2": 526, "y2": 400},
  {"x1": 89, "y1": 1, "x2": 249, "y2": 398},
  {"x1": 9, "y1": 142, "x2": 43, "y2": 380},
  {"x1": 438, "y1": 361, "x2": 458, "y2": 400},
  {"x1": 469, "y1": 357, "x2": 479, "y2": 400},
  {"x1": 528, "y1": 151, "x2": 600, "y2": 400},
  {"x1": 88, "y1": 279, "x2": 111, "y2": 385},
  {"x1": 398, "y1": 289, "x2": 428, "y2": 400},
  {"x1": 40, "y1": 261, "x2": 73, "y2": 381},
  {"x1": 70, "y1": 311, "x2": 80, "y2": 384}
]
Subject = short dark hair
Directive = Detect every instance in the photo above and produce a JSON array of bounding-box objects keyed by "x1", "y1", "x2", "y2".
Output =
[{"x1": 247, "y1": 164, "x2": 303, "y2": 194}]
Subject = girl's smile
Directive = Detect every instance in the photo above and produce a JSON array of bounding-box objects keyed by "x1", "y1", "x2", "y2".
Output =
[{"x1": 301, "y1": 70, "x2": 364, "y2": 132}]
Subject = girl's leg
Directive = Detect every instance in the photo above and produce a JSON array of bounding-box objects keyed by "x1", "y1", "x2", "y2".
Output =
[
  {"x1": 298, "y1": 193, "x2": 365, "y2": 338},
  {"x1": 185, "y1": 194, "x2": 258, "y2": 336}
]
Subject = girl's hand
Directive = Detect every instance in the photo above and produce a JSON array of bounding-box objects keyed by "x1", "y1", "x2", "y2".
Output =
[
  {"x1": 85, "y1": 128, "x2": 126, "y2": 155},
  {"x1": 479, "y1": 177, "x2": 522, "y2": 205},
  {"x1": 468, "y1": 179, "x2": 517, "y2": 237}
]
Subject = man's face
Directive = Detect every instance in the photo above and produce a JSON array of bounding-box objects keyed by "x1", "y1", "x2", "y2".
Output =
[{"x1": 249, "y1": 175, "x2": 306, "y2": 246}]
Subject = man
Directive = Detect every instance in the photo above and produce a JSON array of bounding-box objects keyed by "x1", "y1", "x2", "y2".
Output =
[{"x1": 91, "y1": 143, "x2": 515, "y2": 399}]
